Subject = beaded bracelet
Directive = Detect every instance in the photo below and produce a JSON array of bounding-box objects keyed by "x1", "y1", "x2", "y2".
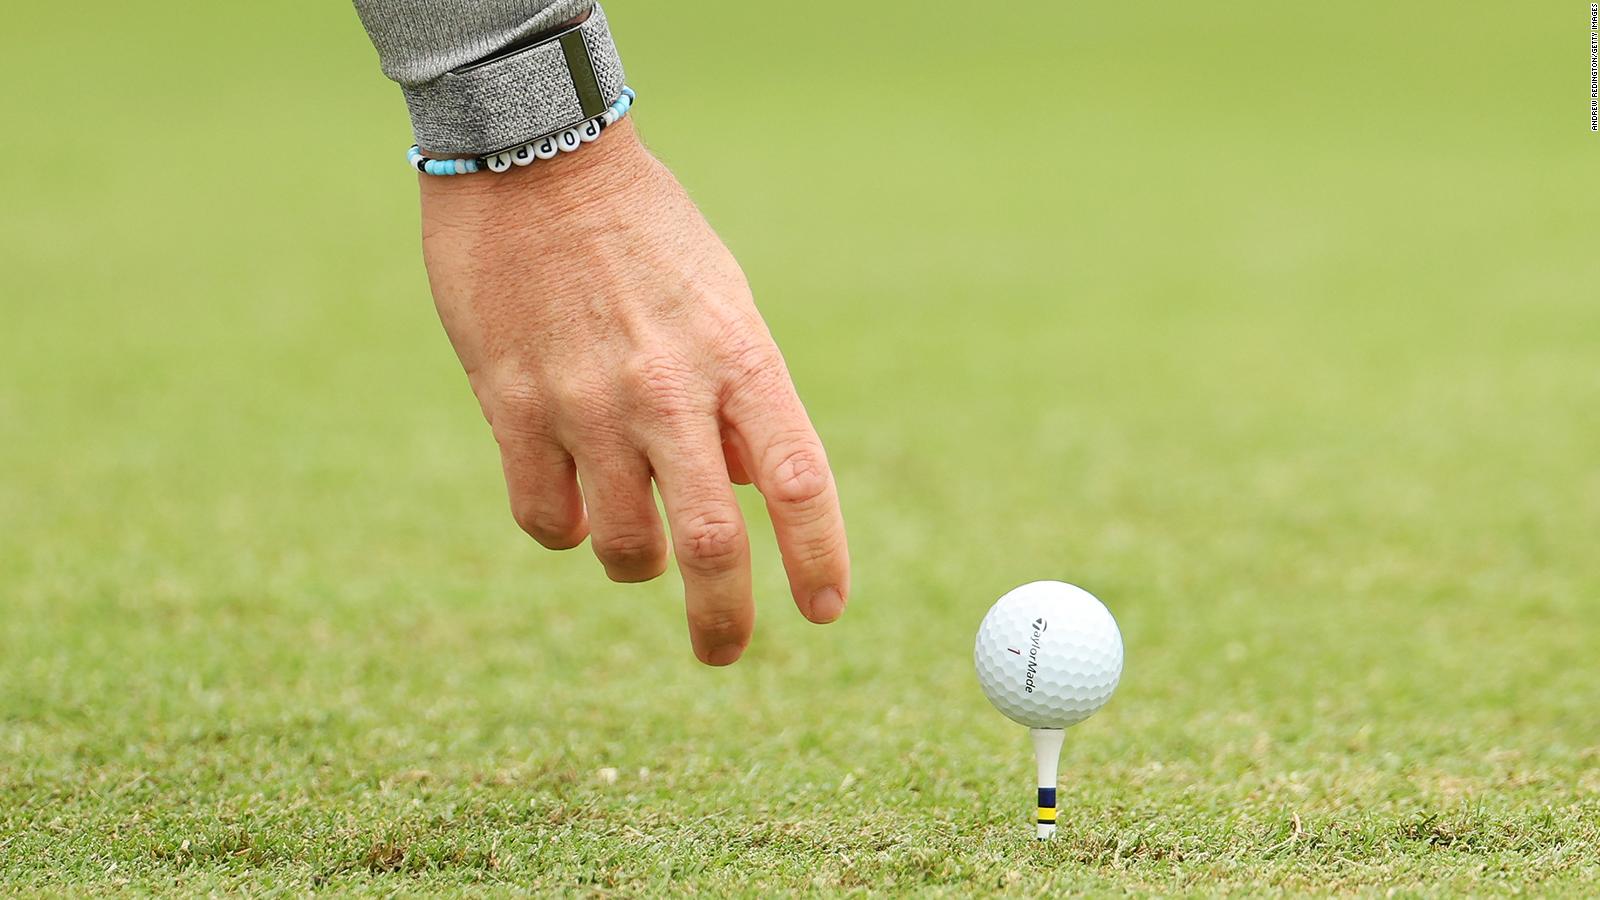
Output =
[{"x1": 406, "y1": 87, "x2": 635, "y2": 176}]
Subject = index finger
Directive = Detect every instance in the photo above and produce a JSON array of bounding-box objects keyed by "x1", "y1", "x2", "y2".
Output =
[{"x1": 723, "y1": 354, "x2": 850, "y2": 624}]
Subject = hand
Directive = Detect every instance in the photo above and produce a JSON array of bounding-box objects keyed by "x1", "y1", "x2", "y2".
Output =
[{"x1": 415, "y1": 120, "x2": 850, "y2": 665}]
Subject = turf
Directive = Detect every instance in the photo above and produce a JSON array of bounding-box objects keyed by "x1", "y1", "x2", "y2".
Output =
[{"x1": 2, "y1": 1, "x2": 1597, "y2": 894}]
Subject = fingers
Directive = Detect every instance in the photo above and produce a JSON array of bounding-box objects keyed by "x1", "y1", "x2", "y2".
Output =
[
  {"x1": 485, "y1": 335, "x2": 842, "y2": 668},
  {"x1": 647, "y1": 417, "x2": 754, "y2": 667},
  {"x1": 723, "y1": 350, "x2": 851, "y2": 624},
  {"x1": 572, "y1": 442, "x2": 670, "y2": 583},
  {"x1": 492, "y1": 400, "x2": 588, "y2": 550}
]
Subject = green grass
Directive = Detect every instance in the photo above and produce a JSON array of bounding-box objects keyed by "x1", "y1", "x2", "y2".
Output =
[{"x1": 3, "y1": 0, "x2": 1597, "y2": 893}]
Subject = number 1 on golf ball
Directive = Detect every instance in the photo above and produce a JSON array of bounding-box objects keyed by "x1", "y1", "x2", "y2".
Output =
[{"x1": 974, "y1": 581, "x2": 1123, "y2": 840}]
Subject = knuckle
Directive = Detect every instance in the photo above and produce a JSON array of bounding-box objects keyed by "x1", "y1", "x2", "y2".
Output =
[
  {"x1": 764, "y1": 439, "x2": 832, "y2": 507},
  {"x1": 725, "y1": 341, "x2": 785, "y2": 397},
  {"x1": 676, "y1": 513, "x2": 745, "y2": 573},
  {"x1": 492, "y1": 416, "x2": 546, "y2": 453},
  {"x1": 630, "y1": 354, "x2": 698, "y2": 408},
  {"x1": 594, "y1": 531, "x2": 663, "y2": 570},
  {"x1": 491, "y1": 372, "x2": 550, "y2": 428},
  {"x1": 511, "y1": 504, "x2": 579, "y2": 548},
  {"x1": 687, "y1": 607, "x2": 748, "y2": 646},
  {"x1": 550, "y1": 374, "x2": 611, "y2": 418}
]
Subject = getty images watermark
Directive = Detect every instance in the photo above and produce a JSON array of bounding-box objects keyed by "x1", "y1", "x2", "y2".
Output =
[{"x1": 1592, "y1": 4, "x2": 1599, "y2": 130}]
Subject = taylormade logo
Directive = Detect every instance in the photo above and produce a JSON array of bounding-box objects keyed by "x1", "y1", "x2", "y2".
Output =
[{"x1": 1024, "y1": 617, "x2": 1048, "y2": 693}]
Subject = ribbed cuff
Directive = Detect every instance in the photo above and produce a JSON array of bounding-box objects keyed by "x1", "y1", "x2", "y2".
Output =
[{"x1": 401, "y1": 3, "x2": 626, "y2": 156}]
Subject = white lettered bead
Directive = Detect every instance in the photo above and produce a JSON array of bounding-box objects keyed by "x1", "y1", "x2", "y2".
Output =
[
  {"x1": 512, "y1": 143, "x2": 537, "y2": 166},
  {"x1": 557, "y1": 129, "x2": 582, "y2": 152},
  {"x1": 534, "y1": 136, "x2": 559, "y2": 159},
  {"x1": 579, "y1": 119, "x2": 603, "y2": 142},
  {"x1": 487, "y1": 151, "x2": 514, "y2": 172}
]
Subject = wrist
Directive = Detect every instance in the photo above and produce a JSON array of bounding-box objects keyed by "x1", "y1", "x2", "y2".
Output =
[{"x1": 418, "y1": 118, "x2": 655, "y2": 212}]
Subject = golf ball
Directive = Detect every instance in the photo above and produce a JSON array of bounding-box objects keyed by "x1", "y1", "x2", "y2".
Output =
[{"x1": 974, "y1": 581, "x2": 1123, "y2": 729}]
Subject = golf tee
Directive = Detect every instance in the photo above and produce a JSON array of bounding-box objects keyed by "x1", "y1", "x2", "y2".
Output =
[{"x1": 1030, "y1": 727, "x2": 1065, "y2": 840}]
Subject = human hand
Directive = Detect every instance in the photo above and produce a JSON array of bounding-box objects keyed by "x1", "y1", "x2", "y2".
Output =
[{"x1": 415, "y1": 120, "x2": 850, "y2": 665}]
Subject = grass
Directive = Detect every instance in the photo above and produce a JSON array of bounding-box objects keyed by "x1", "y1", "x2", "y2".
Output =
[{"x1": 2, "y1": 0, "x2": 1597, "y2": 893}]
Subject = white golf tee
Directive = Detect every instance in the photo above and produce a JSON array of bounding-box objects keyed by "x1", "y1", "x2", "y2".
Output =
[{"x1": 1031, "y1": 727, "x2": 1065, "y2": 840}]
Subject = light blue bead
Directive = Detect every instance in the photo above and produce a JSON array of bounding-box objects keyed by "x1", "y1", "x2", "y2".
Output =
[
  {"x1": 427, "y1": 160, "x2": 444, "y2": 176},
  {"x1": 464, "y1": 159, "x2": 479, "y2": 173}
]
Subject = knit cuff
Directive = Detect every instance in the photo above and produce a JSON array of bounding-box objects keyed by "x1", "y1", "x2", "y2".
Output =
[{"x1": 400, "y1": 3, "x2": 626, "y2": 156}]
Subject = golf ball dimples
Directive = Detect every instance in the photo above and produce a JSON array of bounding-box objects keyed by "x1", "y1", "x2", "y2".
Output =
[{"x1": 974, "y1": 581, "x2": 1123, "y2": 729}]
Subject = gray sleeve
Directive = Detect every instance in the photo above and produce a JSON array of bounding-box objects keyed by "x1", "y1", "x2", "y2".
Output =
[{"x1": 353, "y1": 0, "x2": 626, "y2": 156}]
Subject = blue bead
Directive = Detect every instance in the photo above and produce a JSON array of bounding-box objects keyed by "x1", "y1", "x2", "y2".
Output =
[
  {"x1": 464, "y1": 159, "x2": 479, "y2": 173},
  {"x1": 426, "y1": 160, "x2": 443, "y2": 176}
]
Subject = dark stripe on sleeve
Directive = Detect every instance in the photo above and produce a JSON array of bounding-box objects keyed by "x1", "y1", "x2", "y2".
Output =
[
  {"x1": 559, "y1": 30, "x2": 605, "y2": 119},
  {"x1": 1037, "y1": 787, "x2": 1057, "y2": 808}
]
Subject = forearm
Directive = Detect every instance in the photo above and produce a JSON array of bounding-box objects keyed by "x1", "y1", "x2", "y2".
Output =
[{"x1": 352, "y1": 0, "x2": 623, "y2": 155}]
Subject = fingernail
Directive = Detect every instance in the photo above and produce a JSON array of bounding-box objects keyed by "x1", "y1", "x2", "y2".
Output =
[
  {"x1": 706, "y1": 644, "x2": 745, "y2": 666},
  {"x1": 808, "y1": 586, "x2": 846, "y2": 623}
]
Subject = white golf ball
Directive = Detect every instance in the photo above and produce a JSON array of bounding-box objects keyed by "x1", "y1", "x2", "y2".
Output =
[{"x1": 974, "y1": 581, "x2": 1123, "y2": 729}]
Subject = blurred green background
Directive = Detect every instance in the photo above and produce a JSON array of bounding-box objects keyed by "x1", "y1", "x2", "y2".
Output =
[{"x1": 2, "y1": 1, "x2": 1596, "y2": 893}]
